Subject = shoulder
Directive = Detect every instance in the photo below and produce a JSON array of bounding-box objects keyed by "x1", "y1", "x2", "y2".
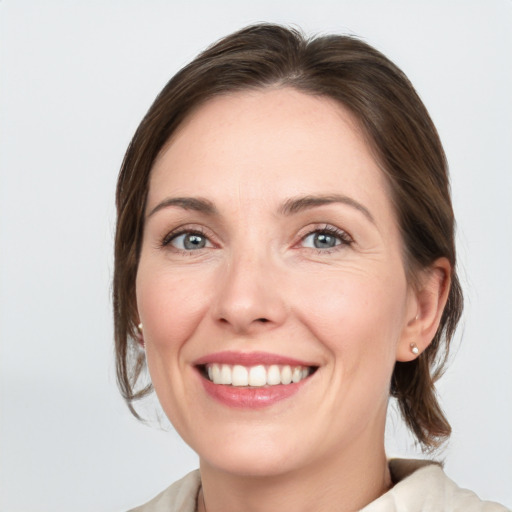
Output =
[
  {"x1": 127, "y1": 470, "x2": 201, "y2": 512},
  {"x1": 361, "y1": 459, "x2": 510, "y2": 512}
]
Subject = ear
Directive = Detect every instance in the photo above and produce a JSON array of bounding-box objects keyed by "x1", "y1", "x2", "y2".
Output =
[{"x1": 396, "y1": 257, "x2": 452, "y2": 362}]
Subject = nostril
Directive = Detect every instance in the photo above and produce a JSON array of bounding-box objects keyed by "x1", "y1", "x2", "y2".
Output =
[{"x1": 216, "y1": 316, "x2": 271, "y2": 333}]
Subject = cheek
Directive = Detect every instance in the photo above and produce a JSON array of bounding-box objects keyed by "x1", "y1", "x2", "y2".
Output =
[
  {"x1": 136, "y1": 267, "x2": 212, "y2": 354},
  {"x1": 135, "y1": 266, "x2": 214, "y2": 431},
  {"x1": 287, "y1": 268, "x2": 409, "y2": 441},
  {"x1": 294, "y1": 269, "x2": 407, "y2": 366}
]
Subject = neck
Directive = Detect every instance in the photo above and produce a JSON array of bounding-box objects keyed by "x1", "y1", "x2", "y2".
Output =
[{"x1": 198, "y1": 437, "x2": 391, "y2": 512}]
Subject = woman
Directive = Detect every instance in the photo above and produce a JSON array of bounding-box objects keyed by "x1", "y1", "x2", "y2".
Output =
[{"x1": 113, "y1": 24, "x2": 508, "y2": 511}]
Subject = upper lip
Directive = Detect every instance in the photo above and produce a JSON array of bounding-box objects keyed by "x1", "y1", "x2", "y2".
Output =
[{"x1": 193, "y1": 351, "x2": 317, "y2": 367}]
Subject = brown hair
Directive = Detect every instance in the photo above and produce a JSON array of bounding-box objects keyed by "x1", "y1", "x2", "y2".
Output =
[{"x1": 114, "y1": 24, "x2": 463, "y2": 450}]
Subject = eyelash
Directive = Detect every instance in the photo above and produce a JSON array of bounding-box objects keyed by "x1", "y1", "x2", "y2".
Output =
[
  {"x1": 160, "y1": 227, "x2": 212, "y2": 253},
  {"x1": 159, "y1": 224, "x2": 353, "y2": 254},
  {"x1": 299, "y1": 225, "x2": 353, "y2": 253}
]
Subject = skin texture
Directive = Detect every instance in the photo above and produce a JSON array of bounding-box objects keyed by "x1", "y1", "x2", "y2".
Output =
[{"x1": 135, "y1": 88, "x2": 450, "y2": 512}]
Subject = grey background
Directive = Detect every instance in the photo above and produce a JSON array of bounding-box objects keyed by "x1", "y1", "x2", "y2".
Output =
[{"x1": 1, "y1": 1, "x2": 511, "y2": 510}]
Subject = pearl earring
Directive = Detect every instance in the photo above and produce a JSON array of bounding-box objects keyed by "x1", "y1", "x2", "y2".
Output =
[
  {"x1": 135, "y1": 322, "x2": 145, "y2": 348},
  {"x1": 410, "y1": 342, "x2": 419, "y2": 355}
]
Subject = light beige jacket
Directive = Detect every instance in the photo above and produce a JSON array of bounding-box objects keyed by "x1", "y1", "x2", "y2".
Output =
[{"x1": 128, "y1": 459, "x2": 509, "y2": 512}]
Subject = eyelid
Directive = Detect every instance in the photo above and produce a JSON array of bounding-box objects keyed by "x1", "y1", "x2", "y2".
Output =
[
  {"x1": 170, "y1": 232, "x2": 213, "y2": 251},
  {"x1": 157, "y1": 222, "x2": 353, "y2": 253},
  {"x1": 160, "y1": 224, "x2": 217, "y2": 249},
  {"x1": 296, "y1": 224, "x2": 354, "y2": 249}
]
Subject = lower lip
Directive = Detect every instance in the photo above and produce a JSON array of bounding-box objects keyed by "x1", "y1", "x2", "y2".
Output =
[{"x1": 199, "y1": 374, "x2": 306, "y2": 409}]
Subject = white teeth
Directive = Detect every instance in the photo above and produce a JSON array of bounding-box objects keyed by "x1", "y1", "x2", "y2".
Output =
[
  {"x1": 212, "y1": 364, "x2": 221, "y2": 384},
  {"x1": 205, "y1": 363, "x2": 312, "y2": 387},
  {"x1": 267, "y1": 365, "x2": 281, "y2": 385},
  {"x1": 281, "y1": 365, "x2": 292, "y2": 385},
  {"x1": 292, "y1": 367, "x2": 302, "y2": 383},
  {"x1": 232, "y1": 365, "x2": 249, "y2": 386},
  {"x1": 220, "y1": 364, "x2": 232, "y2": 385},
  {"x1": 248, "y1": 365, "x2": 267, "y2": 387}
]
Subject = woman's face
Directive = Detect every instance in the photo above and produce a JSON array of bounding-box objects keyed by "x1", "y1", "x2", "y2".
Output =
[{"x1": 136, "y1": 88, "x2": 418, "y2": 476}]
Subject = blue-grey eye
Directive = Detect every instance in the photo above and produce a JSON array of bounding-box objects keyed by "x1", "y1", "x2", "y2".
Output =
[
  {"x1": 171, "y1": 232, "x2": 209, "y2": 250},
  {"x1": 302, "y1": 231, "x2": 343, "y2": 249}
]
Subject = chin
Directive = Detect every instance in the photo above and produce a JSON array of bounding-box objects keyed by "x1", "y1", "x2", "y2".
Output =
[
  {"x1": 201, "y1": 447, "x2": 303, "y2": 478},
  {"x1": 191, "y1": 425, "x2": 309, "y2": 478}
]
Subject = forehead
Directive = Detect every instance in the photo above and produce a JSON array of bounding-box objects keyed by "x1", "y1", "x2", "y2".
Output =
[{"x1": 148, "y1": 88, "x2": 391, "y2": 217}]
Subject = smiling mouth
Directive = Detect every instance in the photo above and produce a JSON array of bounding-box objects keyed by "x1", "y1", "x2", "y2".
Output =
[{"x1": 199, "y1": 363, "x2": 318, "y2": 387}]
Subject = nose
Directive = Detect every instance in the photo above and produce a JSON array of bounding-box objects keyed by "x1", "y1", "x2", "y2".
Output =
[{"x1": 212, "y1": 252, "x2": 287, "y2": 335}]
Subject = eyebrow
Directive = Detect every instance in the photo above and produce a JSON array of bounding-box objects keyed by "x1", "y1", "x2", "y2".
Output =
[
  {"x1": 279, "y1": 194, "x2": 375, "y2": 223},
  {"x1": 147, "y1": 193, "x2": 375, "y2": 223},
  {"x1": 147, "y1": 197, "x2": 218, "y2": 218}
]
